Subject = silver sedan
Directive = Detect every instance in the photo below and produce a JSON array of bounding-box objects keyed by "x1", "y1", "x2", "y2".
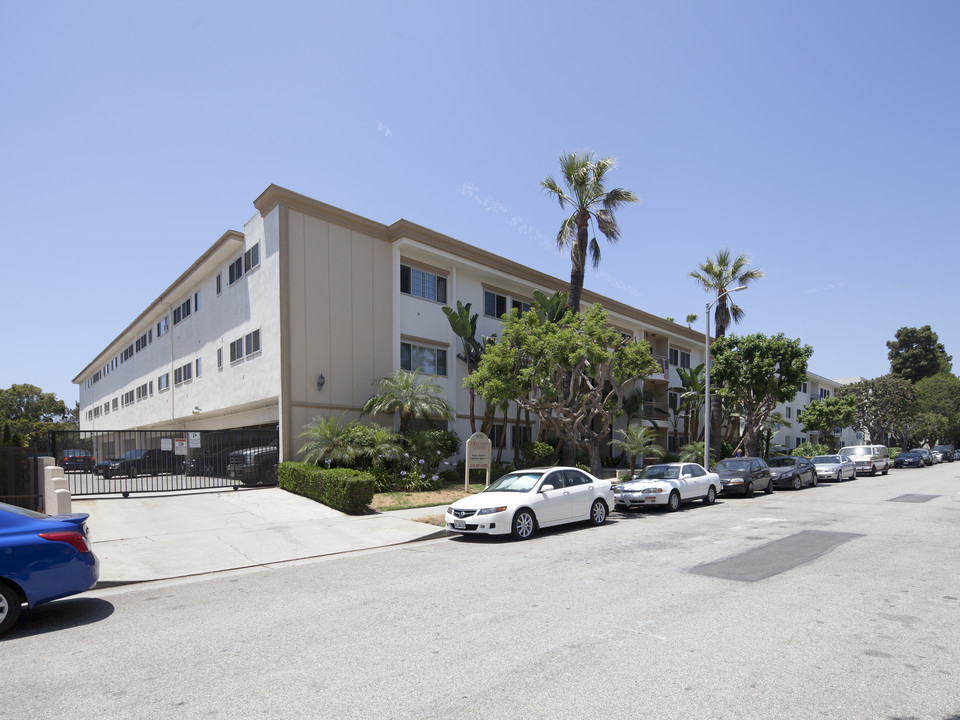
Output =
[{"x1": 811, "y1": 455, "x2": 857, "y2": 482}]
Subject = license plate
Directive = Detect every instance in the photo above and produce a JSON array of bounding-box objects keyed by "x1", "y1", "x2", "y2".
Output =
[{"x1": 454, "y1": 520, "x2": 466, "y2": 529}]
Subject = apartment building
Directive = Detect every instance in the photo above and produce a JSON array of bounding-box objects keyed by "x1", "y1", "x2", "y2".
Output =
[
  {"x1": 769, "y1": 372, "x2": 861, "y2": 451},
  {"x1": 77, "y1": 184, "x2": 814, "y2": 463}
]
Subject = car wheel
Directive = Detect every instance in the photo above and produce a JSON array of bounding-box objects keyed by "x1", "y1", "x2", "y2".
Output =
[
  {"x1": 511, "y1": 509, "x2": 536, "y2": 540},
  {"x1": 870, "y1": 464, "x2": 877, "y2": 477},
  {"x1": 0, "y1": 581, "x2": 22, "y2": 636},
  {"x1": 703, "y1": 486, "x2": 717, "y2": 505},
  {"x1": 126, "y1": 467, "x2": 137, "y2": 479},
  {"x1": 836, "y1": 471, "x2": 843, "y2": 482},
  {"x1": 881, "y1": 466, "x2": 888, "y2": 476},
  {"x1": 589, "y1": 499, "x2": 608, "y2": 526},
  {"x1": 667, "y1": 491, "x2": 681, "y2": 512},
  {"x1": 744, "y1": 481, "x2": 754, "y2": 498},
  {"x1": 792, "y1": 475, "x2": 802, "y2": 491},
  {"x1": 764, "y1": 478, "x2": 773, "y2": 494},
  {"x1": 810, "y1": 474, "x2": 817, "y2": 487}
]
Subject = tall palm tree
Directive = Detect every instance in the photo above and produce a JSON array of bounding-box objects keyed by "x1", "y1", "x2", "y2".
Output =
[
  {"x1": 688, "y1": 249, "x2": 764, "y2": 338},
  {"x1": 541, "y1": 152, "x2": 641, "y2": 313},
  {"x1": 362, "y1": 369, "x2": 453, "y2": 434},
  {"x1": 610, "y1": 425, "x2": 665, "y2": 477}
]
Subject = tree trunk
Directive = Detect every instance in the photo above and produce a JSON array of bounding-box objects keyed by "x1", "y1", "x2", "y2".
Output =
[{"x1": 588, "y1": 439, "x2": 602, "y2": 477}]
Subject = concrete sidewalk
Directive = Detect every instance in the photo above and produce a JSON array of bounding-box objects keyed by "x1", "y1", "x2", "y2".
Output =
[{"x1": 74, "y1": 488, "x2": 451, "y2": 586}]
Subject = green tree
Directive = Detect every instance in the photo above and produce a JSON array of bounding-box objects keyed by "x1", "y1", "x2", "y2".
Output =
[
  {"x1": 914, "y1": 372, "x2": 960, "y2": 443},
  {"x1": 362, "y1": 369, "x2": 453, "y2": 434},
  {"x1": 442, "y1": 300, "x2": 485, "y2": 433},
  {"x1": 541, "y1": 152, "x2": 640, "y2": 313},
  {"x1": 759, "y1": 411, "x2": 791, "y2": 458},
  {"x1": 610, "y1": 425, "x2": 665, "y2": 476},
  {"x1": 678, "y1": 441, "x2": 706, "y2": 463},
  {"x1": 689, "y1": 249, "x2": 764, "y2": 339},
  {"x1": 709, "y1": 333, "x2": 813, "y2": 457},
  {"x1": 798, "y1": 395, "x2": 857, "y2": 451},
  {"x1": 0, "y1": 384, "x2": 76, "y2": 451},
  {"x1": 464, "y1": 303, "x2": 661, "y2": 475},
  {"x1": 887, "y1": 325, "x2": 952, "y2": 383},
  {"x1": 840, "y1": 375, "x2": 918, "y2": 446},
  {"x1": 670, "y1": 363, "x2": 706, "y2": 443}
]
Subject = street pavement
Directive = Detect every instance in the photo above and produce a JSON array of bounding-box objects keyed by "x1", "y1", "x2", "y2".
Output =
[{"x1": 73, "y1": 488, "x2": 451, "y2": 585}]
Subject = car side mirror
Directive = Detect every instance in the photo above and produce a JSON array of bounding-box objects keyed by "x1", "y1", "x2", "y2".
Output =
[{"x1": 541, "y1": 484, "x2": 555, "y2": 492}]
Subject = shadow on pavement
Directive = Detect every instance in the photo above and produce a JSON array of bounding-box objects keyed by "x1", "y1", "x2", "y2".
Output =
[{"x1": 5, "y1": 597, "x2": 115, "y2": 640}]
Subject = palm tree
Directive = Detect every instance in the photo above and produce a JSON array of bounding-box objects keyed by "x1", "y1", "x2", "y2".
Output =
[
  {"x1": 610, "y1": 425, "x2": 665, "y2": 477},
  {"x1": 442, "y1": 300, "x2": 483, "y2": 433},
  {"x1": 298, "y1": 416, "x2": 361, "y2": 466},
  {"x1": 362, "y1": 369, "x2": 453, "y2": 434},
  {"x1": 679, "y1": 441, "x2": 706, "y2": 463},
  {"x1": 688, "y1": 249, "x2": 764, "y2": 338},
  {"x1": 541, "y1": 152, "x2": 640, "y2": 313}
]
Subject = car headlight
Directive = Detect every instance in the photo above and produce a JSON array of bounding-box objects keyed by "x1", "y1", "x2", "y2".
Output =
[
  {"x1": 641, "y1": 488, "x2": 662, "y2": 494},
  {"x1": 446, "y1": 506, "x2": 455, "y2": 514},
  {"x1": 478, "y1": 506, "x2": 507, "y2": 515}
]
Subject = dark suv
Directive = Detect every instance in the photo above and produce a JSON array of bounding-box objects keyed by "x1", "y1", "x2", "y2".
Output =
[
  {"x1": 60, "y1": 449, "x2": 96, "y2": 472},
  {"x1": 226, "y1": 446, "x2": 279, "y2": 484},
  {"x1": 102, "y1": 449, "x2": 179, "y2": 478},
  {"x1": 714, "y1": 457, "x2": 774, "y2": 496}
]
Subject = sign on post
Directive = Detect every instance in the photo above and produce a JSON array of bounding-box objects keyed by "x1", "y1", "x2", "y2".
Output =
[{"x1": 465, "y1": 432, "x2": 492, "y2": 490}]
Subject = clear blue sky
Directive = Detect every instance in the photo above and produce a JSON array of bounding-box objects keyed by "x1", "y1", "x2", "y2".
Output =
[{"x1": 3, "y1": 1, "x2": 958, "y2": 407}]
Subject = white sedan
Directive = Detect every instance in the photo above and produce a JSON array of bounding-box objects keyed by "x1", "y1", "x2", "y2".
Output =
[
  {"x1": 445, "y1": 467, "x2": 614, "y2": 540},
  {"x1": 614, "y1": 462, "x2": 722, "y2": 512}
]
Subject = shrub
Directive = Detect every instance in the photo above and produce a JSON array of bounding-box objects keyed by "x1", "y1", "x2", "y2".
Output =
[
  {"x1": 889, "y1": 446, "x2": 902, "y2": 460},
  {"x1": 791, "y1": 442, "x2": 830, "y2": 459},
  {"x1": 517, "y1": 440, "x2": 555, "y2": 468},
  {"x1": 401, "y1": 428, "x2": 461, "y2": 472},
  {"x1": 278, "y1": 462, "x2": 375, "y2": 514}
]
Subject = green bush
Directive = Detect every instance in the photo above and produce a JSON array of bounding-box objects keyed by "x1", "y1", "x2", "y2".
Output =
[
  {"x1": 517, "y1": 440, "x2": 555, "y2": 468},
  {"x1": 791, "y1": 442, "x2": 830, "y2": 459},
  {"x1": 278, "y1": 462, "x2": 375, "y2": 514},
  {"x1": 401, "y1": 428, "x2": 461, "y2": 472}
]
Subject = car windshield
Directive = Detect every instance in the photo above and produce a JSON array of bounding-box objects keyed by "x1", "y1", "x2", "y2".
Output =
[
  {"x1": 812, "y1": 456, "x2": 841, "y2": 464},
  {"x1": 636, "y1": 465, "x2": 680, "y2": 480},
  {"x1": 900, "y1": 452, "x2": 918, "y2": 458},
  {"x1": 768, "y1": 457, "x2": 797, "y2": 467},
  {"x1": 484, "y1": 472, "x2": 544, "y2": 493},
  {"x1": 840, "y1": 447, "x2": 870, "y2": 457},
  {"x1": 716, "y1": 460, "x2": 750, "y2": 472}
]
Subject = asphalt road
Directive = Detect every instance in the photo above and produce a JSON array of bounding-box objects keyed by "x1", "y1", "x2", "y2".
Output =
[{"x1": 4, "y1": 463, "x2": 960, "y2": 719}]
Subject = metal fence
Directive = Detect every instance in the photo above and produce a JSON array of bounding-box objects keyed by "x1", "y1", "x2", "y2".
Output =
[
  {"x1": 0, "y1": 447, "x2": 42, "y2": 511},
  {"x1": 48, "y1": 429, "x2": 279, "y2": 497}
]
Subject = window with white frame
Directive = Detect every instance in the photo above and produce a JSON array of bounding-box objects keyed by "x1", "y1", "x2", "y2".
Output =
[
  {"x1": 490, "y1": 424, "x2": 505, "y2": 449},
  {"x1": 668, "y1": 348, "x2": 679, "y2": 365},
  {"x1": 173, "y1": 298, "x2": 192, "y2": 325},
  {"x1": 244, "y1": 243, "x2": 260, "y2": 273},
  {"x1": 785, "y1": 406, "x2": 792, "y2": 419},
  {"x1": 400, "y1": 341, "x2": 447, "y2": 376},
  {"x1": 230, "y1": 338, "x2": 244, "y2": 363},
  {"x1": 512, "y1": 425, "x2": 532, "y2": 448},
  {"x1": 157, "y1": 316, "x2": 169, "y2": 338},
  {"x1": 679, "y1": 351, "x2": 691, "y2": 369},
  {"x1": 244, "y1": 330, "x2": 261, "y2": 357},
  {"x1": 196, "y1": 357, "x2": 202, "y2": 378},
  {"x1": 158, "y1": 373, "x2": 169, "y2": 391},
  {"x1": 400, "y1": 264, "x2": 447, "y2": 303},
  {"x1": 216, "y1": 273, "x2": 222, "y2": 295},
  {"x1": 174, "y1": 362, "x2": 193, "y2": 385},
  {"x1": 217, "y1": 347, "x2": 223, "y2": 370},
  {"x1": 228, "y1": 257, "x2": 243, "y2": 285},
  {"x1": 484, "y1": 291, "x2": 507, "y2": 318}
]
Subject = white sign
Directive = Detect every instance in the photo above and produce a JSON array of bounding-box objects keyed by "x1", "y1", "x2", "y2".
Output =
[
  {"x1": 161, "y1": 438, "x2": 172, "y2": 451},
  {"x1": 174, "y1": 439, "x2": 188, "y2": 456},
  {"x1": 188, "y1": 432, "x2": 201, "y2": 449},
  {"x1": 465, "y1": 432, "x2": 492, "y2": 489}
]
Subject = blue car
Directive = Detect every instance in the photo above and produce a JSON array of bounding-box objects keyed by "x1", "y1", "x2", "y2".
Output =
[{"x1": 0, "y1": 501, "x2": 100, "y2": 635}]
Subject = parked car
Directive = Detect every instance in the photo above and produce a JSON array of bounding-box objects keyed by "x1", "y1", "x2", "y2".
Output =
[
  {"x1": 445, "y1": 467, "x2": 612, "y2": 540},
  {"x1": 894, "y1": 451, "x2": 925, "y2": 469},
  {"x1": 183, "y1": 446, "x2": 239, "y2": 477},
  {"x1": 100, "y1": 448, "x2": 179, "y2": 478},
  {"x1": 839, "y1": 445, "x2": 890, "y2": 476},
  {"x1": 713, "y1": 457, "x2": 774, "y2": 496},
  {"x1": 811, "y1": 455, "x2": 857, "y2": 482},
  {"x1": 909, "y1": 448, "x2": 934, "y2": 467},
  {"x1": 60, "y1": 449, "x2": 95, "y2": 473},
  {"x1": 614, "y1": 462, "x2": 723, "y2": 511},
  {"x1": 933, "y1": 445, "x2": 955, "y2": 463},
  {"x1": 768, "y1": 456, "x2": 818, "y2": 490},
  {"x1": 226, "y1": 446, "x2": 279, "y2": 484},
  {"x1": 0, "y1": 501, "x2": 100, "y2": 635}
]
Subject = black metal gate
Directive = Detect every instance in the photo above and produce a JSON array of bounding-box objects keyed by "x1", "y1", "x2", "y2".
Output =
[
  {"x1": 0, "y1": 447, "x2": 42, "y2": 511},
  {"x1": 48, "y1": 429, "x2": 279, "y2": 497}
]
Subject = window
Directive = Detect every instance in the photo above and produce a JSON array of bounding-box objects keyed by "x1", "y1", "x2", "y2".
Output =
[
  {"x1": 230, "y1": 338, "x2": 244, "y2": 363},
  {"x1": 173, "y1": 298, "x2": 191, "y2": 325},
  {"x1": 136, "y1": 382, "x2": 149, "y2": 401},
  {"x1": 512, "y1": 299, "x2": 532, "y2": 315},
  {"x1": 679, "y1": 351, "x2": 691, "y2": 369},
  {"x1": 668, "y1": 348, "x2": 679, "y2": 365},
  {"x1": 785, "y1": 406, "x2": 792, "y2": 419},
  {"x1": 228, "y1": 257, "x2": 243, "y2": 285},
  {"x1": 216, "y1": 273, "x2": 222, "y2": 295},
  {"x1": 400, "y1": 264, "x2": 446, "y2": 303},
  {"x1": 157, "y1": 316, "x2": 169, "y2": 338},
  {"x1": 217, "y1": 347, "x2": 223, "y2": 370},
  {"x1": 512, "y1": 425, "x2": 531, "y2": 449},
  {"x1": 798, "y1": 382, "x2": 808, "y2": 394},
  {"x1": 484, "y1": 291, "x2": 507, "y2": 318},
  {"x1": 670, "y1": 348, "x2": 690, "y2": 367},
  {"x1": 244, "y1": 243, "x2": 260, "y2": 273},
  {"x1": 194, "y1": 292, "x2": 199, "y2": 312},
  {"x1": 820, "y1": 388, "x2": 830, "y2": 399},
  {"x1": 103, "y1": 402, "x2": 109, "y2": 415},
  {"x1": 196, "y1": 357, "x2": 202, "y2": 378},
  {"x1": 120, "y1": 344, "x2": 134, "y2": 363},
  {"x1": 400, "y1": 342, "x2": 447, "y2": 376},
  {"x1": 490, "y1": 424, "x2": 505, "y2": 449},
  {"x1": 112, "y1": 398, "x2": 118, "y2": 411},
  {"x1": 121, "y1": 390, "x2": 135, "y2": 407},
  {"x1": 245, "y1": 330, "x2": 261, "y2": 356},
  {"x1": 158, "y1": 373, "x2": 169, "y2": 391},
  {"x1": 668, "y1": 391, "x2": 680, "y2": 412},
  {"x1": 135, "y1": 330, "x2": 152, "y2": 353}
]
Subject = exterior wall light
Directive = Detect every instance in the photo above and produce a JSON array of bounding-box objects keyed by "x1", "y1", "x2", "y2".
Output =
[{"x1": 317, "y1": 374, "x2": 326, "y2": 392}]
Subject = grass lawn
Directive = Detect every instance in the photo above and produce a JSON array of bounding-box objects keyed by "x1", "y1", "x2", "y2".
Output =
[{"x1": 370, "y1": 481, "x2": 487, "y2": 512}]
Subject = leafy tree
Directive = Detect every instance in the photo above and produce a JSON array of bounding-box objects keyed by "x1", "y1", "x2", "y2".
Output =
[
  {"x1": 840, "y1": 375, "x2": 918, "y2": 446},
  {"x1": 709, "y1": 333, "x2": 813, "y2": 457},
  {"x1": 914, "y1": 372, "x2": 960, "y2": 443},
  {"x1": 887, "y1": 325, "x2": 952, "y2": 383},
  {"x1": 791, "y1": 441, "x2": 830, "y2": 459},
  {"x1": 912, "y1": 412, "x2": 950, "y2": 448},
  {"x1": 299, "y1": 417, "x2": 403, "y2": 467},
  {"x1": 541, "y1": 152, "x2": 640, "y2": 313},
  {"x1": 670, "y1": 363, "x2": 706, "y2": 443},
  {"x1": 689, "y1": 249, "x2": 764, "y2": 339},
  {"x1": 678, "y1": 441, "x2": 706, "y2": 463},
  {"x1": 798, "y1": 395, "x2": 857, "y2": 451},
  {"x1": 610, "y1": 425, "x2": 664, "y2": 476},
  {"x1": 464, "y1": 303, "x2": 661, "y2": 475},
  {"x1": 362, "y1": 369, "x2": 453, "y2": 434},
  {"x1": 0, "y1": 384, "x2": 76, "y2": 451}
]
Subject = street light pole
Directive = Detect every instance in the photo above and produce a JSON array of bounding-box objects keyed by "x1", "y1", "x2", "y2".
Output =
[{"x1": 703, "y1": 286, "x2": 746, "y2": 470}]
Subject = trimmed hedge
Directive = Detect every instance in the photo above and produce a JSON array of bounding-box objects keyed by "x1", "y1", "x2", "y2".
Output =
[{"x1": 278, "y1": 462, "x2": 375, "y2": 514}]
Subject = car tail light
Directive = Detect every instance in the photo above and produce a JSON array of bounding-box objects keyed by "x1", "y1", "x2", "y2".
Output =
[{"x1": 38, "y1": 531, "x2": 92, "y2": 553}]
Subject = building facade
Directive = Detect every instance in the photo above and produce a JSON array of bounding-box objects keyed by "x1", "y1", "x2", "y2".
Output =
[{"x1": 74, "y1": 185, "x2": 853, "y2": 464}]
